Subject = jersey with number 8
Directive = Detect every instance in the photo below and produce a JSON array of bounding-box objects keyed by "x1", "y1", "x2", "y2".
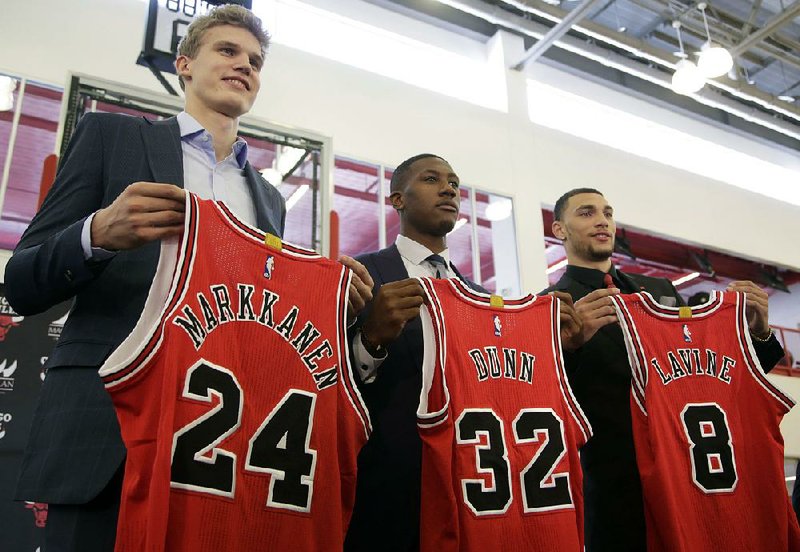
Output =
[
  {"x1": 100, "y1": 194, "x2": 370, "y2": 551},
  {"x1": 416, "y1": 277, "x2": 591, "y2": 552},
  {"x1": 611, "y1": 291, "x2": 799, "y2": 551}
]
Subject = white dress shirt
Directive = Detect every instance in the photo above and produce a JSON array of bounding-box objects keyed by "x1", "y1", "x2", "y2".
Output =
[{"x1": 81, "y1": 111, "x2": 255, "y2": 258}]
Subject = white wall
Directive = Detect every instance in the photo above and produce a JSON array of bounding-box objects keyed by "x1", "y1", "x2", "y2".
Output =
[{"x1": 3, "y1": 0, "x2": 800, "y2": 292}]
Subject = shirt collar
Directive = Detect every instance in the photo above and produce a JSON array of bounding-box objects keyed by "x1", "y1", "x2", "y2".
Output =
[
  {"x1": 565, "y1": 264, "x2": 633, "y2": 292},
  {"x1": 176, "y1": 111, "x2": 249, "y2": 169},
  {"x1": 395, "y1": 234, "x2": 451, "y2": 268}
]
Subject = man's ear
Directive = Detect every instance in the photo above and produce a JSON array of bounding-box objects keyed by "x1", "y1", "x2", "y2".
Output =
[
  {"x1": 552, "y1": 220, "x2": 566, "y2": 241},
  {"x1": 390, "y1": 191, "x2": 403, "y2": 212},
  {"x1": 175, "y1": 55, "x2": 191, "y2": 83}
]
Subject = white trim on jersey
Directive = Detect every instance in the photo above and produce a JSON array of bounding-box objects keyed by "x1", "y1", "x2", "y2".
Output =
[
  {"x1": 610, "y1": 294, "x2": 649, "y2": 415},
  {"x1": 99, "y1": 191, "x2": 200, "y2": 386},
  {"x1": 417, "y1": 277, "x2": 450, "y2": 428},
  {"x1": 637, "y1": 290, "x2": 725, "y2": 320},
  {"x1": 335, "y1": 266, "x2": 372, "y2": 436},
  {"x1": 213, "y1": 200, "x2": 321, "y2": 260},
  {"x1": 732, "y1": 292, "x2": 796, "y2": 412},
  {"x1": 550, "y1": 297, "x2": 593, "y2": 443},
  {"x1": 446, "y1": 277, "x2": 538, "y2": 310}
]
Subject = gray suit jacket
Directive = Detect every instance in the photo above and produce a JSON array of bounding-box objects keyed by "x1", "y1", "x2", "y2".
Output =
[{"x1": 5, "y1": 113, "x2": 285, "y2": 504}]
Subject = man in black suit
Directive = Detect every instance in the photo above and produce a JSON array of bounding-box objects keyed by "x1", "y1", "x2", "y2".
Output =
[
  {"x1": 343, "y1": 153, "x2": 476, "y2": 552},
  {"x1": 345, "y1": 154, "x2": 582, "y2": 551},
  {"x1": 4, "y1": 6, "x2": 372, "y2": 551},
  {"x1": 543, "y1": 187, "x2": 785, "y2": 551}
]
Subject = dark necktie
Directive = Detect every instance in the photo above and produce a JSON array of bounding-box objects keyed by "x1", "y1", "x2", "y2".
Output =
[
  {"x1": 603, "y1": 273, "x2": 616, "y2": 290},
  {"x1": 426, "y1": 254, "x2": 448, "y2": 278}
]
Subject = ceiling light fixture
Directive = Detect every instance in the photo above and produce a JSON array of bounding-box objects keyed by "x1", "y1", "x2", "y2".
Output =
[
  {"x1": 696, "y1": 3, "x2": 734, "y2": 78},
  {"x1": 671, "y1": 21, "x2": 705, "y2": 95}
]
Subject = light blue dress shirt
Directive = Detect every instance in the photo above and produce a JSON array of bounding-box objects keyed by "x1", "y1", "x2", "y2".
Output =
[{"x1": 81, "y1": 111, "x2": 256, "y2": 259}]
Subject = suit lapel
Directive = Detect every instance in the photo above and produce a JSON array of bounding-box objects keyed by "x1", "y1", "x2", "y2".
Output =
[{"x1": 141, "y1": 118, "x2": 184, "y2": 187}]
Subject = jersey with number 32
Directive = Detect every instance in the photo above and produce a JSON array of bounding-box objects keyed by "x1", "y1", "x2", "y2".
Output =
[
  {"x1": 611, "y1": 291, "x2": 799, "y2": 551},
  {"x1": 416, "y1": 277, "x2": 591, "y2": 552},
  {"x1": 100, "y1": 193, "x2": 370, "y2": 551}
]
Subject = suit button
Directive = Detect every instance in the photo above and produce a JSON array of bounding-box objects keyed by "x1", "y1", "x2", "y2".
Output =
[{"x1": 65, "y1": 269, "x2": 73, "y2": 282}]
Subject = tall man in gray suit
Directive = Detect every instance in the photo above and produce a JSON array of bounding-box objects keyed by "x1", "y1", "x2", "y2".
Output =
[{"x1": 4, "y1": 6, "x2": 371, "y2": 551}]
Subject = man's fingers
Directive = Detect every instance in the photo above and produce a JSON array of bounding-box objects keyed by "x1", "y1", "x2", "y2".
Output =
[
  {"x1": 138, "y1": 224, "x2": 185, "y2": 242},
  {"x1": 339, "y1": 255, "x2": 375, "y2": 289},
  {"x1": 128, "y1": 182, "x2": 187, "y2": 203}
]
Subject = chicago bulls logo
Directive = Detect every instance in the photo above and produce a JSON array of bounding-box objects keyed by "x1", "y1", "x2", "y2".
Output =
[
  {"x1": 0, "y1": 315, "x2": 23, "y2": 341},
  {"x1": 24, "y1": 502, "x2": 48, "y2": 528}
]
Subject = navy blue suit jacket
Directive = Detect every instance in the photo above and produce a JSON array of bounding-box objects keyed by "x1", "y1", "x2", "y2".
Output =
[
  {"x1": 5, "y1": 113, "x2": 285, "y2": 504},
  {"x1": 345, "y1": 244, "x2": 485, "y2": 552}
]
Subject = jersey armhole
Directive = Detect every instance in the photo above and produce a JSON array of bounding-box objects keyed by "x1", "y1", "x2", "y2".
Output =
[
  {"x1": 734, "y1": 292, "x2": 796, "y2": 412},
  {"x1": 551, "y1": 296, "x2": 593, "y2": 442},
  {"x1": 336, "y1": 265, "x2": 372, "y2": 438},
  {"x1": 99, "y1": 192, "x2": 198, "y2": 388},
  {"x1": 611, "y1": 294, "x2": 649, "y2": 415},
  {"x1": 417, "y1": 277, "x2": 450, "y2": 429}
]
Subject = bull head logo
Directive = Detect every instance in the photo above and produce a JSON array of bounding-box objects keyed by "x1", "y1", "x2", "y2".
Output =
[{"x1": 0, "y1": 315, "x2": 23, "y2": 341}]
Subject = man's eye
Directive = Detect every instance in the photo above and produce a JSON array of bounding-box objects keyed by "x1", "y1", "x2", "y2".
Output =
[
  {"x1": 450, "y1": 181, "x2": 460, "y2": 189},
  {"x1": 221, "y1": 48, "x2": 234, "y2": 55}
]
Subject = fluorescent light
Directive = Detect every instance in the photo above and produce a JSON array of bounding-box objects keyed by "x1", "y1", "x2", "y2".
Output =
[
  {"x1": 526, "y1": 79, "x2": 800, "y2": 206},
  {"x1": 485, "y1": 198, "x2": 513, "y2": 221},
  {"x1": 787, "y1": 475, "x2": 796, "y2": 482},
  {"x1": 778, "y1": 95, "x2": 796, "y2": 103},
  {"x1": 672, "y1": 272, "x2": 700, "y2": 286},
  {"x1": 449, "y1": 218, "x2": 468, "y2": 234},
  {"x1": 546, "y1": 259, "x2": 568, "y2": 274},
  {"x1": 286, "y1": 184, "x2": 309, "y2": 211}
]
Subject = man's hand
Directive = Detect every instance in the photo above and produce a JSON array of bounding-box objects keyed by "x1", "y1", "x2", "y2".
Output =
[
  {"x1": 549, "y1": 291, "x2": 584, "y2": 351},
  {"x1": 361, "y1": 279, "x2": 425, "y2": 349},
  {"x1": 91, "y1": 183, "x2": 186, "y2": 251},
  {"x1": 727, "y1": 280, "x2": 771, "y2": 338},
  {"x1": 339, "y1": 255, "x2": 374, "y2": 324},
  {"x1": 573, "y1": 287, "x2": 620, "y2": 345}
]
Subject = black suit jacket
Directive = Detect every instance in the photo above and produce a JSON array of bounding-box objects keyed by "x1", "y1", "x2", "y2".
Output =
[
  {"x1": 345, "y1": 245, "x2": 484, "y2": 552},
  {"x1": 5, "y1": 113, "x2": 285, "y2": 504},
  {"x1": 544, "y1": 265, "x2": 784, "y2": 552}
]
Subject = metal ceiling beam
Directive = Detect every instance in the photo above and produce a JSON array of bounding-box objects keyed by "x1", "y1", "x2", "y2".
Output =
[
  {"x1": 432, "y1": 0, "x2": 800, "y2": 139},
  {"x1": 740, "y1": 0, "x2": 764, "y2": 38},
  {"x1": 512, "y1": 0, "x2": 600, "y2": 70},
  {"x1": 730, "y1": 1, "x2": 800, "y2": 56}
]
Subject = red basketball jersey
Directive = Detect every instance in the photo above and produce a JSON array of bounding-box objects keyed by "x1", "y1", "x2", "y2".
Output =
[
  {"x1": 611, "y1": 291, "x2": 800, "y2": 551},
  {"x1": 416, "y1": 277, "x2": 591, "y2": 552},
  {"x1": 100, "y1": 193, "x2": 371, "y2": 551}
]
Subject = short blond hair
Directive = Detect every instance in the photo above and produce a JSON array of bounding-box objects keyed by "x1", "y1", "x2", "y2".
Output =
[{"x1": 176, "y1": 4, "x2": 270, "y2": 90}]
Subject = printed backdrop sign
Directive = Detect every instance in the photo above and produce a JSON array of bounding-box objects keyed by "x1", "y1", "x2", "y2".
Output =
[{"x1": 0, "y1": 285, "x2": 71, "y2": 551}]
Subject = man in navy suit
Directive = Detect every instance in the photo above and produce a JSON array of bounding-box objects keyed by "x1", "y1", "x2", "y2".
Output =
[
  {"x1": 5, "y1": 6, "x2": 370, "y2": 551},
  {"x1": 543, "y1": 188, "x2": 784, "y2": 552},
  {"x1": 343, "y1": 153, "x2": 480, "y2": 551},
  {"x1": 344, "y1": 154, "x2": 581, "y2": 551}
]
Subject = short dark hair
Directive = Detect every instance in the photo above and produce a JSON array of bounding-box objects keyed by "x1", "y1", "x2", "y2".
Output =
[
  {"x1": 390, "y1": 153, "x2": 445, "y2": 193},
  {"x1": 553, "y1": 188, "x2": 604, "y2": 221}
]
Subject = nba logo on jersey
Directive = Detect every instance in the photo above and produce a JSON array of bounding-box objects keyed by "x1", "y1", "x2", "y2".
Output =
[
  {"x1": 263, "y1": 255, "x2": 275, "y2": 279},
  {"x1": 682, "y1": 324, "x2": 692, "y2": 343},
  {"x1": 493, "y1": 315, "x2": 502, "y2": 337}
]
